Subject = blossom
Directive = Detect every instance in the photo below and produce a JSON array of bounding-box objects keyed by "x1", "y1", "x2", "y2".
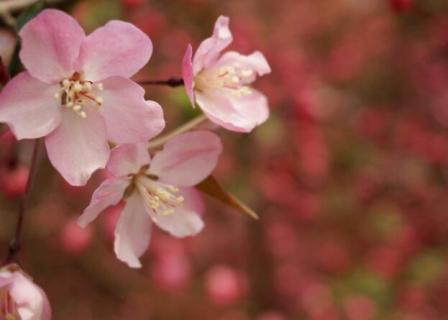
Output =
[
  {"x1": 182, "y1": 16, "x2": 271, "y2": 133},
  {"x1": 78, "y1": 131, "x2": 223, "y2": 268},
  {"x1": 0, "y1": 9, "x2": 165, "y2": 186},
  {"x1": 0, "y1": 264, "x2": 51, "y2": 320}
]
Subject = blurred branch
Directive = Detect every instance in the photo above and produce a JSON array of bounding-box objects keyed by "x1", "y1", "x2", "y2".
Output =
[
  {"x1": 4, "y1": 139, "x2": 41, "y2": 264},
  {"x1": 0, "y1": 57, "x2": 9, "y2": 86}
]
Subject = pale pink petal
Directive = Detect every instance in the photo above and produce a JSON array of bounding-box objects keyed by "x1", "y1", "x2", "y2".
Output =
[
  {"x1": 195, "y1": 90, "x2": 254, "y2": 132},
  {"x1": 150, "y1": 131, "x2": 222, "y2": 187},
  {"x1": 19, "y1": 9, "x2": 85, "y2": 83},
  {"x1": 192, "y1": 16, "x2": 232, "y2": 73},
  {"x1": 114, "y1": 193, "x2": 152, "y2": 268},
  {"x1": 107, "y1": 143, "x2": 150, "y2": 177},
  {"x1": 78, "y1": 21, "x2": 152, "y2": 82},
  {"x1": 154, "y1": 206, "x2": 204, "y2": 238},
  {"x1": 181, "y1": 187, "x2": 205, "y2": 215},
  {"x1": 0, "y1": 72, "x2": 61, "y2": 139},
  {"x1": 10, "y1": 272, "x2": 51, "y2": 320},
  {"x1": 78, "y1": 178, "x2": 128, "y2": 227},
  {"x1": 45, "y1": 108, "x2": 110, "y2": 186},
  {"x1": 215, "y1": 51, "x2": 271, "y2": 79},
  {"x1": 182, "y1": 44, "x2": 195, "y2": 105},
  {"x1": 230, "y1": 89, "x2": 269, "y2": 129},
  {"x1": 100, "y1": 77, "x2": 165, "y2": 144}
]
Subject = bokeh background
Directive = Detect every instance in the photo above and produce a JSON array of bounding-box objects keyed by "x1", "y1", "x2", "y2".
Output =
[{"x1": 1, "y1": 0, "x2": 448, "y2": 319}]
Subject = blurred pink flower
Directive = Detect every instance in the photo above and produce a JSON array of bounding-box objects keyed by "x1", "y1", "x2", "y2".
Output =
[
  {"x1": 182, "y1": 16, "x2": 271, "y2": 132},
  {"x1": 0, "y1": 265, "x2": 51, "y2": 320},
  {"x1": 150, "y1": 248, "x2": 191, "y2": 291},
  {"x1": 60, "y1": 218, "x2": 93, "y2": 254},
  {"x1": 0, "y1": 165, "x2": 28, "y2": 199},
  {"x1": 78, "y1": 131, "x2": 222, "y2": 268},
  {"x1": 205, "y1": 265, "x2": 246, "y2": 306},
  {"x1": 0, "y1": 9, "x2": 165, "y2": 186}
]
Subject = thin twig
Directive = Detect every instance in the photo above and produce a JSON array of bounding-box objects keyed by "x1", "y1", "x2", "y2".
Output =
[
  {"x1": 138, "y1": 77, "x2": 184, "y2": 88},
  {"x1": 148, "y1": 114, "x2": 207, "y2": 150},
  {"x1": 5, "y1": 139, "x2": 41, "y2": 264}
]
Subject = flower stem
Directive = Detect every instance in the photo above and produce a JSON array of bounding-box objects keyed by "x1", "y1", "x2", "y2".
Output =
[
  {"x1": 5, "y1": 139, "x2": 41, "y2": 264},
  {"x1": 138, "y1": 77, "x2": 184, "y2": 87},
  {"x1": 148, "y1": 114, "x2": 208, "y2": 150}
]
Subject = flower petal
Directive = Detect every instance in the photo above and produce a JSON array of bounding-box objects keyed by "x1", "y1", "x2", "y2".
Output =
[
  {"x1": 181, "y1": 187, "x2": 205, "y2": 215},
  {"x1": 78, "y1": 21, "x2": 152, "y2": 82},
  {"x1": 45, "y1": 108, "x2": 110, "y2": 186},
  {"x1": 114, "y1": 193, "x2": 152, "y2": 268},
  {"x1": 19, "y1": 9, "x2": 85, "y2": 83},
  {"x1": 100, "y1": 77, "x2": 165, "y2": 144},
  {"x1": 107, "y1": 143, "x2": 150, "y2": 177},
  {"x1": 10, "y1": 272, "x2": 51, "y2": 320},
  {"x1": 150, "y1": 131, "x2": 222, "y2": 187},
  {"x1": 182, "y1": 44, "x2": 195, "y2": 105},
  {"x1": 192, "y1": 16, "x2": 232, "y2": 73},
  {"x1": 215, "y1": 51, "x2": 271, "y2": 79},
  {"x1": 154, "y1": 206, "x2": 204, "y2": 238},
  {"x1": 195, "y1": 89, "x2": 268, "y2": 132},
  {"x1": 0, "y1": 72, "x2": 61, "y2": 139},
  {"x1": 195, "y1": 90, "x2": 251, "y2": 132},
  {"x1": 78, "y1": 178, "x2": 128, "y2": 227},
  {"x1": 230, "y1": 89, "x2": 270, "y2": 129}
]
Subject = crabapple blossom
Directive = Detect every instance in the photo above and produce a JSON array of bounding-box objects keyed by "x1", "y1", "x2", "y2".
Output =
[
  {"x1": 0, "y1": 264, "x2": 51, "y2": 320},
  {"x1": 182, "y1": 16, "x2": 271, "y2": 132},
  {"x1": 0, "y1": 9, "x2": 165, "y2": 186},
  {"x1": 78, "y1": 131, "x2": 222, "y2": 268}
]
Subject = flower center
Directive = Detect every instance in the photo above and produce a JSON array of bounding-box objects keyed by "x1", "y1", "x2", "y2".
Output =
[
  {"x1": 195, "y1": 65, "x2": 254, "y2": 97},
  {"x1": 0, "y1": 288, "x2": 17, "y2": 320},
  {"x1": 135, "y1": 175, "x2": 184, "y2": 220},
  {"x1": 54, "y1": 72, "x2": 103, "y2": 118}
]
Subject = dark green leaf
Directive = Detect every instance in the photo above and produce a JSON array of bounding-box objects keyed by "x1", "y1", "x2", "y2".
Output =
[{"x1": 8, "y1": 1, "x2": 45, "y2": 76}]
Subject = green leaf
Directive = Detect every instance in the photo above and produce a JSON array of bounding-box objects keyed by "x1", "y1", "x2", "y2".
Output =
[
  {"x1": 8, "y1": 0, "x2": 45, "y2": 76},
  {"x1": 14, "y1": 1, "x2": 45, "y2": 32},
  {"x1": 196, "y1": 176, "x2": 259, "y2": 220}
]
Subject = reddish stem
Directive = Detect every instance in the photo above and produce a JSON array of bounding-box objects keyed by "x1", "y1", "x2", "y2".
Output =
[
  {"x1": 4, "y1": 139, "x2": 41, "y2": 264},
  {"x1": 138, "y1": 77, "x2": 184, "y2": 87}
]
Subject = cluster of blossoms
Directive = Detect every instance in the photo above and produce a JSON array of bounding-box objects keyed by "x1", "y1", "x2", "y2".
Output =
[{"x1": 0, "y1": 8, "x2": 270, "y2": 319}]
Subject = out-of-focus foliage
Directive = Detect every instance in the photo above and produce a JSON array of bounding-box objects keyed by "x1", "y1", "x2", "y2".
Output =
[{"x1": 1, "y1": 0, "x2": 448, "y2": 319}]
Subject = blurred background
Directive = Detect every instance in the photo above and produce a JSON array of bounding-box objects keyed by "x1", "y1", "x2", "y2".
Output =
[{"x1": 1, "y1": 0, "x2": 448, "y2": 319}]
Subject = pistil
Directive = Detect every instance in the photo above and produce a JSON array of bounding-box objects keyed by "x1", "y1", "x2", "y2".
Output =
[
  {"x1": 135, "y1": 175, "x2": 184, "y2": 220},
  {"x1": 55, "y1": 73, "x2": 104, "y2": 118}
]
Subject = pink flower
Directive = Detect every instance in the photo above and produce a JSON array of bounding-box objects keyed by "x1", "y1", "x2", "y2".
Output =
[
  {"x1": 78, "y1": 131, "x2": 222, "y2": 268},
  {"x1": 0, "y1": 265, "x2": 51, "y2": 320},
  {"x1": 182, "y1": 16, "x2": 271, "y2": 133},
  {"x1": 0, "y1": 9, "x2": 165, "y2": 186}
]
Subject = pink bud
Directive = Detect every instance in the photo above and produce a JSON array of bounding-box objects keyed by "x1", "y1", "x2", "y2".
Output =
[
  {"x1": 205, "y1": 265, "x2": 245, "y2": 306},
  {"x1": 60, "y1": 219, "x2": 92, "y2": 254},
  {"x1": 0, "y1": 165, "x2": 28, "y2": 198},
  {"x1": 150, "y1": 250, "x2": 191, "y2": 291}
]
